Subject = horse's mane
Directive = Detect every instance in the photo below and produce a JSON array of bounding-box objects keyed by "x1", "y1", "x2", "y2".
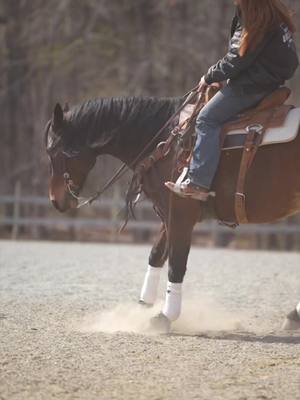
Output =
[{"x1": 66, "y1": 96, "x2": 181, "y2": 151}]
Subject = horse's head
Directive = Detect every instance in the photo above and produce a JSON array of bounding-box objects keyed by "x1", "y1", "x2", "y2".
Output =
[{"x1": 45, "y1": 103, "x2": 96, "y2": 212}]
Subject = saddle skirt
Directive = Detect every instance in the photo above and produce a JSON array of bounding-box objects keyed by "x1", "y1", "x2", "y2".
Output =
[
  {"x1": 179, "y1": 87, "x2": 300, "y2": 151},
  {"x1": 222, "y1": 106, "x2": 300, "y2": 150}
]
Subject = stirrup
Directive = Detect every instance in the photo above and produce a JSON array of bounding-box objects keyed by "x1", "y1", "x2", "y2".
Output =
[
  {"x1": 177, "y1": 167, "x2": 189, "y2": 185},
  {"x1": 165, "y1": 167, "x2": 190, "y2": 199},
  {"x1": 165, "y1": 169, "x2": 216, "y2": 201}
]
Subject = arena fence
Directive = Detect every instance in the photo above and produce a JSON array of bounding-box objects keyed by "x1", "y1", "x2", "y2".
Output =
[{"x1": 0, "y1": 194, "x2": 300, "y2": 249}]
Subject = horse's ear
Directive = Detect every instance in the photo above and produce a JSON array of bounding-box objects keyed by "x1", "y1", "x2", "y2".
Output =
[
  {"x1": 53, "y1": 103, "x2": 64, "y2": 130},
  {"x1": 63, "y1": 102, "x2": 70, "y2": 112}
]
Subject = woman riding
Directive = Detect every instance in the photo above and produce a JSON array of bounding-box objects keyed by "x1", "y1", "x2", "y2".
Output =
[{"x1": 166, "y1": 0, "x2": 299, "y2": 200}]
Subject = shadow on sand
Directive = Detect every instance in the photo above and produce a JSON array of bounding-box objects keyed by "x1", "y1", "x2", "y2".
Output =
[{"x1": 170, "y1": 330, "x2": 300, "y2": 344}]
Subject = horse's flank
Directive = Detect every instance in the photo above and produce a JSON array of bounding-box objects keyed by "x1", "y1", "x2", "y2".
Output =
[{"x1": 214, "y1": 125, "x2": 300, "y2": 223}]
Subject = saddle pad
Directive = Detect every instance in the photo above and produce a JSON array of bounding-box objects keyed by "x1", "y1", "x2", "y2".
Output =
[
  {"x1": 223, "y1": 107, "x2": 300, "y2": 150},
  {"x1": 179, "y1": 104, "x2": 300, "y2": 150}
]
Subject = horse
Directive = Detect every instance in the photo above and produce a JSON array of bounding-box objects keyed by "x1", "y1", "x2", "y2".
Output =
[{"x1": 44, "y1": 95, "x2": 300, "y2": 332}]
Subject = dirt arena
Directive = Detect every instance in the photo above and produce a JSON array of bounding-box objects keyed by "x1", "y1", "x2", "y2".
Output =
[{"x1": 1, "y1": 240, "x2": 300, "y2": 400}]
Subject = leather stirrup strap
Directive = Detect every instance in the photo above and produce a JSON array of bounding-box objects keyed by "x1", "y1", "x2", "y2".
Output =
[
  {"x1": 234, "y1": 118, "x2": 271, "y2": 224},
  {"x1": 235, "y1": 129, "x2": 260, "y2": 224}
]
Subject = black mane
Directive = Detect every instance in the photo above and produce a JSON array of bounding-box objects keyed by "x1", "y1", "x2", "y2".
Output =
[{"x1": 65, "y1": 96, "x2": 182, "y2": 156}]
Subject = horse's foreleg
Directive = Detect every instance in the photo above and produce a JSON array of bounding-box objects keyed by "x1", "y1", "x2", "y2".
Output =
[
  {"x1": 161, "y1": 211, "x2": 195, "y2": 323},
  {"x1": 282, "y1": 302, "x2": 300, "y2": 330},
  {"x1": 139, "y1": 224, "x2": 168, "y2": 305}
]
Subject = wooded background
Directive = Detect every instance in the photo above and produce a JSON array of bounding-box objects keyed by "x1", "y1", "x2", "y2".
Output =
[{"x1": 0, "y1": 0, "x2": 300, "y2": 246}]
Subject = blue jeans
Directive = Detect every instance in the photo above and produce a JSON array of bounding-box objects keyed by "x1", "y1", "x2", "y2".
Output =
[{"x1": 188, "y1": 85, "x2": 274, "y2": 189}]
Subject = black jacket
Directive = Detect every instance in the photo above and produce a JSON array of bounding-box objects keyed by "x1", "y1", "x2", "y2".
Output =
[{"x1": 204, "y1": 9, "x2": 299, "y2": 94}]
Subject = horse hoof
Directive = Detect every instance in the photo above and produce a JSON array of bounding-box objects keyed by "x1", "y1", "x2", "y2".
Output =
[
  {"x1": 282, "y1": 309, "x2": 300, "y2": 331},
  {"x1": 138, "y1": 300, "x2": 153, "y2": 308},
  {"x1": 150, "y1": 312, "x2": 171, "y2": 333}
]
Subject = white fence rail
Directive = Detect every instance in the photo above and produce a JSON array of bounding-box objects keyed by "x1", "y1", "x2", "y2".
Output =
[{"x1": 1, "y1": 195, "x2": 300, "y2": 239}]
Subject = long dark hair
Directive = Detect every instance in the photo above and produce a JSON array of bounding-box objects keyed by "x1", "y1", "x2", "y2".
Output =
[{"x1": 238, "y1": 0, "x2": 296, "y2": 56}]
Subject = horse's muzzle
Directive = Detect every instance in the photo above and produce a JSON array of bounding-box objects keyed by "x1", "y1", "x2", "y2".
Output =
[{"x1": 50, "y1": 192, "x2": 78, "y2": 212}]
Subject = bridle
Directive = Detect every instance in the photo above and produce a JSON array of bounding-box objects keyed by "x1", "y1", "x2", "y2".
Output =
[
  {"x1": 63, "y1": 159, "x2": 131, "y2": 209},
  {"x1": 46, "y1": 85, "x2": 202, "y2": 209},
  {"x1": 45, "y1": 121, "x2": 100, "y2": 208}
]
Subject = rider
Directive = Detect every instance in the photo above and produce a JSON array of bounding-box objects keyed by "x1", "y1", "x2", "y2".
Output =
[{"x1": 165, "y1": 0, "x2": 299, "y2": 200}]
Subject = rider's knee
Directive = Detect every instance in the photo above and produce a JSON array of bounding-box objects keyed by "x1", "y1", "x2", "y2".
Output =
[{"x1": 196, "y1": 112, "x2": 220, "y2": 129}]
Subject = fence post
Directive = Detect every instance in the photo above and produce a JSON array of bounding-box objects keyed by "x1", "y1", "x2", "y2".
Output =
[{"x1": 11, "y1": 180, "x2": 21, "y2": 240}]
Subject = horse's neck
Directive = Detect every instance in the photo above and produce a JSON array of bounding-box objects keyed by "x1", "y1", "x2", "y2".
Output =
[{"x1": 101, "y1": 97, "x2": 180, "y2": 165}]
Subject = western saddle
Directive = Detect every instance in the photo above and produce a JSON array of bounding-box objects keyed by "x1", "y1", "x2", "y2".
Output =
[
  {"x1": 179, "y1": 86, "x2": 293, "y2": 225},
  {"x1": 134, "y1": 86, "x2": 294, "y2": 227},
  {"x1": 222, "y1": 86, "x2": 291, "y2": 137},
  {"x1": 221, "y1": 86, "x2": 293, "y2": 225}
]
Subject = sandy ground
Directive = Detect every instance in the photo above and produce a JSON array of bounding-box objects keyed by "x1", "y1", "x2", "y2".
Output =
[{"x1": 1, "y1": 240, "x2": 300, "y2": 400}]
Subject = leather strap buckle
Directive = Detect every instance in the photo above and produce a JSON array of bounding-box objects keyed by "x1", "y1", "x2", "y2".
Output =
[{"x1": 245, "y1": 123, "x2": 264, "y2": 135}]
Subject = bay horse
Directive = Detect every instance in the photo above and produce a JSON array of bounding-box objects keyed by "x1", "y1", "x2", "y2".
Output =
[{"x1": 45, "y1": 95, "x2": 300, "y2": 332}]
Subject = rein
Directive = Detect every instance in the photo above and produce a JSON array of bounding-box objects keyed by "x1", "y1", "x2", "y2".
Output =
[
  {"x1": 64, "y1": 86, "x2": 201, "y2": 209},
  {"x1": 63, "y1": 162, "x2": 129, "y2": 208}
]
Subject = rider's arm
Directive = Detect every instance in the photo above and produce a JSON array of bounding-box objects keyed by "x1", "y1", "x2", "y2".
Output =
[{"x1": 204, "y1": 27, "x2": 275, "y2": 85}]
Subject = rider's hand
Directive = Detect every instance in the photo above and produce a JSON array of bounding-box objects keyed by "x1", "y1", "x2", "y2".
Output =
[{"x1": 197, "y1": 75, "x2": 208, "y2": 92}]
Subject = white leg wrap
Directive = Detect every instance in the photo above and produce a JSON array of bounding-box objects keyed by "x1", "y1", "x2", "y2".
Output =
[
  {"x1": 162, "y1": 281, "x2": 182, "y2": 321},
  {"x1": 296, "y1": 302, "x2": 300, "y2": 317},
  {"x1": 140, "y1": 265, "x2": 161, "y2": 305}
]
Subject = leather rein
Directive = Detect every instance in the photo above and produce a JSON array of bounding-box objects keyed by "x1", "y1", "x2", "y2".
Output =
[{"x1": 62, "y1": 86, "x2": 202, "y2": 209}]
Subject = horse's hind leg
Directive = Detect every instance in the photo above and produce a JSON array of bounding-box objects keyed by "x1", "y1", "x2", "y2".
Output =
[
  {"x1": 139, "y1": 224, "x2": 168, "y2": 305},
  {"x1": 282, "y1": 302, "x2": 300, "y2": 330}
]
